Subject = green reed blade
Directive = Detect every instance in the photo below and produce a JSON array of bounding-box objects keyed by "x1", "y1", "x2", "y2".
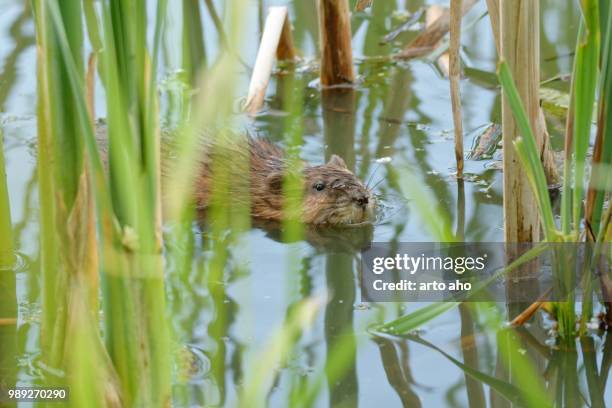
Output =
[
  {"x1": 401, "y1": 333, "x2": 534, "y2": 406},
  {"x1": 373, "y1": 302, "x2": 460, "y2": 335}
]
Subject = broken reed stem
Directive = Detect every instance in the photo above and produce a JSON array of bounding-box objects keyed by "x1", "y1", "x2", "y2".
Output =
[
  {"x1": 277, "y1": 15, "x2": 298, "y2": 61},
  {"x1": 318, "y1": 0, "x2": 354, "y2": 86},
  {"x1": 244, "y1": 6, "x2": 295, "y2": 114},
  {"x1": 509, "y1": 289, "x2": 553, "y2": 327},
  {"x1": 449, "y1": 0, "x2": 464, "y2": 178}
]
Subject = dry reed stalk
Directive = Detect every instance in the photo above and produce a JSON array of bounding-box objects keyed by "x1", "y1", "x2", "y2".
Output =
[
  {"x1": 244, "y1": 6, "x2": 296, "y2": 114},
  {"x1": 500, "y1": 0, "x2": 543, "y2": 245},
  {"x1": 318, "y1": 0, "x2": 354, "y2": 86},
  {"x1": 277, "y1": 15, "x2": 298, "y2": 61},
  {"x1": 449, "y1": 0, "x2": 464, "y2": 177}
]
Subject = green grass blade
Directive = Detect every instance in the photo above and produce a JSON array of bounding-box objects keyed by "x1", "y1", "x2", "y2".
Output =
[
  {"x1": 572, "y1": 0, "x2": 601, "y2": 232},
  {"x1": 495, "y1": 329, "x2": 553, "y2": 407},
  {"x1": 372, "y1": 302, "x2": 460, "y2": 335}
]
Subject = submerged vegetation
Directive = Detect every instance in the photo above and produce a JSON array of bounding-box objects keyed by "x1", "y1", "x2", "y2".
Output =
[{"x1": 0, "y1": 0, "x2": 610, "y2": 406}]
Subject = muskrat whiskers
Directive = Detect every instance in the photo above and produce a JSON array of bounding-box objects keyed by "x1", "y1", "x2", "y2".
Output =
[
  {"x1": 365, "y1": 162, "x2": 383, "y2": 189},
  {"x1": 370, "y1": 177, "x2": 385, "y2": 191}
]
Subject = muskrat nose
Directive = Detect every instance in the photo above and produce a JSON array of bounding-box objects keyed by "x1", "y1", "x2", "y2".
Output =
[{"x1": 355, "y1": 195, "x2": 369, "y2": 207}]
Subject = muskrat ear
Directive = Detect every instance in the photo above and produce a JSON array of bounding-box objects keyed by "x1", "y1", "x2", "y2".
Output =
[
  {"x1": 266, "y1": 172, "x2": 283, "y2": 194},
  {"x1": 328, "y1": 154, "x2": 348, "y2": 169}
]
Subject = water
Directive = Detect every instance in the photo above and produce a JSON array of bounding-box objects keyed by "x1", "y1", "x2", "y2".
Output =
[{"x1": 2, "y1": 0, "x2": 608, "y2": 407}]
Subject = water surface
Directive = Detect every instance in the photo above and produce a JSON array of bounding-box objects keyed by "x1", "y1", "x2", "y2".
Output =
[{"x1": 1, "y1": 1, "x2": 606, "y2": 407}]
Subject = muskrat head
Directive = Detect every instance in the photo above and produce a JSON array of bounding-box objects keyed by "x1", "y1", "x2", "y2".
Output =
[{"x1": 299, "y1": 155, "x2": 375, "y2": 225}]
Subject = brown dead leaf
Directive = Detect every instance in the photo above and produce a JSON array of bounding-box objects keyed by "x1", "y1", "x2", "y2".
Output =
[{"x1": 355, "y1": 0, "x2": 372, "y2": 12}]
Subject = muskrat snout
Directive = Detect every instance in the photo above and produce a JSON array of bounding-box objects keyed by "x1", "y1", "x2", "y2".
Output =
[{"x1": 354, "y1": 193, "x2": 369, "y2": 208}]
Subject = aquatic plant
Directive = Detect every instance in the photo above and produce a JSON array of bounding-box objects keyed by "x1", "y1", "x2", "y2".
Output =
[{"x1": 498, "y1": 0, "x2": 611, "y2": 341}]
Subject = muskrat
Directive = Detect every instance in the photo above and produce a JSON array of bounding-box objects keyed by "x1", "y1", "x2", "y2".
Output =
[{"x1": 189, "y1": 136, "x2": 376, "y2": 225}]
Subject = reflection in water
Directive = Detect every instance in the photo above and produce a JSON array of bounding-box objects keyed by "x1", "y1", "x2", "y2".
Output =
[
  {"x1": 322, "y1": 88, "x2": 359, "y2": 407},
  {"x1": 458, "y1": 305, "x2": 485, "y2": 408},
  {"x1": 374, "y1": 337, "x2": 422, "y2": 407},
  {"x1": 324, "y1": 253, "x2": 358, "y2": 408},
  {"x1": 0, "y1": 2, "x2": 34, "y2": 111},
  {"x1": 253, "y1": 218, "x2": 373, "y2": 253}
]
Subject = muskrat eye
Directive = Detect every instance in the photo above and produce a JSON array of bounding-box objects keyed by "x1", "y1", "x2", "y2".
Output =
[{"x1": 313, "y1": 182, "x2": 325, "y2": 191}]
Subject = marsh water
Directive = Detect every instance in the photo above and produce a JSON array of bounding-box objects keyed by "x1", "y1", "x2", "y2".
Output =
[{"x1": 1, "y1": 0, "x2": 609, "y2": 406}]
